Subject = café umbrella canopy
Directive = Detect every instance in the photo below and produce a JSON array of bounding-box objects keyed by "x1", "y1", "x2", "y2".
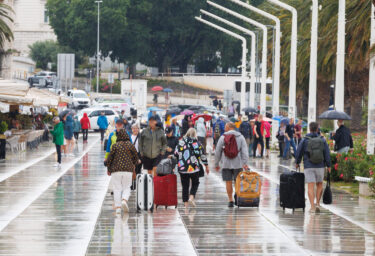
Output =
[
  {"x1": 148, "y1": 106, "x2": 164, "y2": 112},
  {"x1": 151, "y1": 86, "x2": 163, "y2": 92},
  {"x1": 318, "y1": 110, "x2": 352, "y2": 120}
]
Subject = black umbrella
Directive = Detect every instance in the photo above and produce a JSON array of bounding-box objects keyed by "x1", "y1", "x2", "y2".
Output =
[
  {"x1": 232, "y1": 100, "x2": 240, "y2": 104},
  {"x1": 242, "y1": 107, "x2": 257, "y2": 113},
  {"x1": 209, "y1": 95, "x2": 217, "y2": 99},
  {"x1": 59, "y1": 109, "x2": 73, "y2": 120},
  {"x1": 318, "y1": 110, "x2": 351, "y2": 120}
]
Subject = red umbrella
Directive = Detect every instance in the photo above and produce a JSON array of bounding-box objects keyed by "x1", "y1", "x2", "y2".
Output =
[
  {"x1": 151, "y1": 86, "x2": 163, "y2": 92},
  {"x1": 192, "y1": 114, "x2": 212, "y2": 122}
]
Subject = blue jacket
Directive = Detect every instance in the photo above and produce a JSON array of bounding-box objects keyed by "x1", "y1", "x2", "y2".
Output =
[
  {"x1": 296, "y1": 133, "x2": 331, "y2": 169},
  {"x1": 212, "y1": 120, "x2": 225, "y2": 138},
  {"x1": 73, "y1": 118, "x2": 81, "y2": 133},
  {"x1": 97, "y1": 115, "x2": 109, "y2": 130},
  {"x1": 64, "y1": 115, "x2": 74, "y2": 139},
  {"x1": 105, "y1": 129, "x2": 132, "y2": 159}
]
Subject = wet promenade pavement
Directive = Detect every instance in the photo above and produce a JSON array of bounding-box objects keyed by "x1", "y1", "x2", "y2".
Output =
[{"x1": 0, "y1": 137, "x2": 375, "y2": 255}]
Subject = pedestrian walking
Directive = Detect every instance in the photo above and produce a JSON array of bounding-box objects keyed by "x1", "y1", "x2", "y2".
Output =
[
  {"x1": 239, "y1": 115, "x2": 251, "y2": 154},
  {"x1": 215, "y1": 122, "x2": 249, "y2": 207},
  {"x1": 332, "y1": 119, "x2": 353, "y2": 154},
  {"x1": 228, "y1": 103, "x2": 235, "y2": 116},
  {"x1": 213, "y1": 116, "x2": 225, "y2": 151},
  {"x1": 253, "y1": 115, "x2": 264, "y2": 158},
  {"x1": 139, "y1": 116, "x2": 167, "y2": 176},
  {"x1": 277, "y1": 123, "x2": 286, "y2": 157},
  {"x1": 218, "y1": 100, "x2": 223, "y2": 111},
  {"x1": 263, "y1": 120, "x2": 271, "y2": 158},
  {"x1": 296, "y1": 122, "x2": 331, "y2": 213},
  {"x1": 73, "y1": 116, "x2": 81, "y2": 142},
  {"x1": 283, "y1": 118, "x2": 297, "y2": 159},
  {"x1": 97, "y1": 112, "x2": 109, "y2": 143},
  {"x1": 249, "y1": 120, "x2": 255, "y2": 156},
  {"x1": 165, "y1": 127, "x2": 178, "y2": 157},
  {"x1": 171, "y1": 118, "x2": 181, "y2": 138},
  {"x1": 106, "y1": 129, "x2": 139, "y2": 215},
  {"x1": 294, "y1": 119, "x2": 303, "y2": 145},
  {"x1": 80, "y1": 113, "x2": 91, "y2": 142},
  {"x1": 175, "y1": 128, "x2": 209, "y2": 209},
  {"x1": 105, "y1": 119, "x2": 126, "y2": 161},
  {"x1": 196, "y1": 117, "x2": 207, "y2": 153},
  {"x1": 181, "y1": 115, "x2": 190, "y2": 137},
  {"x1": 64, "y1": 114, "x2": 74, "y2": 156},
  {"x1": 50, "y1": 117, "x2": 64, "y2": 168},
  {"x1": 235, "y1": 114, "x2": 242, "y2": 129}
]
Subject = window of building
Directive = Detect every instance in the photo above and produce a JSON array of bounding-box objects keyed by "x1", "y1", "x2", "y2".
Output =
[{"x1": 44, "y1": 7, "x2": 49, "y2": 23}]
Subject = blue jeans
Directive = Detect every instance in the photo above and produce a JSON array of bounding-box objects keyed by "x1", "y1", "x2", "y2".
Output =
[{"x1": 283, "y1": 139, "x2": 297, "y2": 158}]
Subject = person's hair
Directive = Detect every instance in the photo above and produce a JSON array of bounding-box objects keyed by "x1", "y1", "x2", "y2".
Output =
[
  {"x1": 131, "y1": 123, "x2": 139, "y2": 129},
  {"x1": 309, "y1": 122, "x2": 319, "y2": 132},
  {"x1": 226, "y1": 122, "x2": 236, "y2": 130},
  {"x1": 184, "y1": 128, "x2": 197, "y2": 139},
  {"x1": 258, "y1": 114, "x2": 263, "y2": 120},
  {"x1": 53, "y1": 117, "x2": 60, "y2": 122}
]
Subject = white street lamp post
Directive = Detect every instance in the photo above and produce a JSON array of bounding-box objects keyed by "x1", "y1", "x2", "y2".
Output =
[
  {"x1": 228, "y1": 0, "x2": 281, "y2": 145},
  {"x1": 207, "y1": 1, "x2": 268, "y2": 113},
  {"x1": 308, "y1": 0, "x2": 319, "y2": 125},
  {"x1": 95, "y1": 0, "x2": 102, "y2": 94},
  {"x1": 195, "y1": 16, "x2": 248, "y2": 112},
  {"x1": 367, "y1": 3, "x2": 375, "y2": 155},
  {"x1": 268, "y1": 0, "x2": 297, "y2": 119},
  {"x1": 335, "y1": 0, "x2": 346, "y2": 114}
]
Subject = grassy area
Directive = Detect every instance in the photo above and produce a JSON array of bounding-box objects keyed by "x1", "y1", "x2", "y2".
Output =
[{"x1": 331, "y1": 181, "x2": 359, "y2": 196}]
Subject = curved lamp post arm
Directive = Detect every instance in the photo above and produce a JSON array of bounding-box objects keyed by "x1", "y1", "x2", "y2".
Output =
[
  {"x1": 207, "y1": 0, "x2": 268, "y2": 113},
  {"x1": 195, "y1": 16, "x2": 248, "y2": 112},
  {"x1": 200, "y1": 10, "x2": 256, "y2": 108},
  {"x1": 268, "y1": 0, "x2": 297, "y2": 119}
]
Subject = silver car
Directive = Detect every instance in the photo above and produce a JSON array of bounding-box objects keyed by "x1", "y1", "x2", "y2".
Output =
[{"x1": 28, "y1": 71, "x2": 57, "y2": 87}]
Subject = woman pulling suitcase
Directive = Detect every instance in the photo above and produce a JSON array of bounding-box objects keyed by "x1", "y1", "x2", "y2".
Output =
[{"x1": 175, "y1": 128, "x2": 209, "y2": 209}]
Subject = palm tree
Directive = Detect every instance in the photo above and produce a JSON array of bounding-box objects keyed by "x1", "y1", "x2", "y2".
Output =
[{"x1": 0, "y1": 2, "x2": 13, "y2": 50}]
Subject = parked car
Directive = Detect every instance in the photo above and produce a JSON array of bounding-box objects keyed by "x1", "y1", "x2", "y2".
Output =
[
  {"x1": 67, "y1": 89, "x2": 90, "y2": 109},
  {"x1": 28, "y1": 71, "x2": 57, "y2": 87},
  {"x1": 77, "y1": 107, "x2": 120, "y2": 131}
]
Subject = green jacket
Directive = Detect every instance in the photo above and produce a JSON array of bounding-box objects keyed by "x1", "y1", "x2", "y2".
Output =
[
  {"x1": 139, "y1": 127, "x2": 167, "y2": 159},
  {"x1": 50, "y1": 122, "x2": 64, "y2": 146}
]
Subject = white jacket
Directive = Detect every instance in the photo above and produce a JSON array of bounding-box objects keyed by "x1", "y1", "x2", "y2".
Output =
[{"x1": 196, "y1": 117, "x2": 206, "y2": 138}]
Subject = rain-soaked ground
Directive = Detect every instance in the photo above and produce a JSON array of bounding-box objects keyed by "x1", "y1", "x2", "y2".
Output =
[{"x1": 0, "y1": 135, "x2": 374, "y2": 255}]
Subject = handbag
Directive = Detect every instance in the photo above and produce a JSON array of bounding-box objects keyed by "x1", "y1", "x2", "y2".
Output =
[{"x1": 323, "y1": 172, "x2": 333, "y2": 204}]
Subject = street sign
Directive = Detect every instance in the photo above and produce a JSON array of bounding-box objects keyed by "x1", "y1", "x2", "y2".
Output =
[{"x1": 108, "y1": 74, "x2": 114, "y2": 84}]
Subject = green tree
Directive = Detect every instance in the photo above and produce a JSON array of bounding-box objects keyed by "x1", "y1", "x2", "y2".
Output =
[
  {"x1": 29, "y1": 40, "x2": 60, "y2": 69},
  {"x1": 0, "y1": 2, "x2": 13, "y2": 49}
]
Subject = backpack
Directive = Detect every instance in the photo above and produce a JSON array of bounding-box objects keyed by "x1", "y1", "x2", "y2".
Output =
[
  {"x1": 223, "y1": 134, "x2": 239, "y2": 159},
  {"x1": 156, "y1": 157, "x2": 176, "y2": 176},
  {"x1": 214, "y1": 121, "x2": 221, "y2": 140},
  {"x1": 306, "y1": 135, "x2": 325, "y2": 164},
  {"x1": 235, "y1": 171, "x2": 261, "y2": 207}
]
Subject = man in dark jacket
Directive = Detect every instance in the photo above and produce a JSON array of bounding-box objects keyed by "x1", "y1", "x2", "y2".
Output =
[
  {"x1": 165, "y1": 127, "x2": 178, "y2": 157},
  {"x1": 239, "y1": 115, "x2": 251, "y2": 153},
  {"x1": 333, "y1": 120, "x2": 353, "y2": 153},
  {"x1": 296, "y1": 122, "x2": 331, "y2": 214}
]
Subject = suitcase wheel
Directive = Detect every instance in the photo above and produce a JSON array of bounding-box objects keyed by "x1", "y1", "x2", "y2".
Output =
[
  {"x1": 293, "y1": 208, "x2": 295, "y2": 213},
  {"x1": 165, "y1": 206, "x2": 168, "y2": 209},
  {"x1": 283, "y1": 207, "x2": 285, "y2": 212},
  {"x1": 175, "y1": 205, "x2": 177, "y2": 209},
  {"x1": 303, "y1": 207, "x2": 305, "y2": 212}
]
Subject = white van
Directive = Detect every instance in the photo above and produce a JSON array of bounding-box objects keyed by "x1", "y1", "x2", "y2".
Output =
[
  {"x1": 67, "y1": 89, "x2": 90, "y2": 109},
  {"x1": 77, "y1": 107, "x2": 120, "y2": 131}
]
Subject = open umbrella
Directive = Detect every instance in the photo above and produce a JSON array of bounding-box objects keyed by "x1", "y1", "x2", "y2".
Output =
[
  {"x1": 319, "y1": 110, "x2": 351, "y2": 120},
  {"x1": 171, "y1": 115, "x2": 185, "y2": 121},
  {"x1": 192, "y1": 114, "x2": 212, "y2": 122},
  {"x1": 232, "y1": 100, "x2": 240, "y2": 104},
  {"x1": 242, "y1": 107, "x2": 257, "y2": 113},
  {"x1": 163, "y1": 88, "x2": 173, "y2": 93},
  {"x1": 59, "y1": 109, "x2": 73, "y2": 120},
  {"x1": 229, "y1": 117, "x2": 238, "y2": 122},
  {"x1": 272, "y1": 115, "x2": 284, "y2": 122},
  {"x1": 181, "y1": 109, "x2": 194, "y2": 116},
  {"x1": 280, "y1": 117, "x2": 289, "y2": 125},
  {"x1": 148, "y1": 106, "x2": 164, "y2": 112},
  {"x1": 151, "y1": 86, "x2": 163, "y2": 92},
  {"x1": 209, "y1": 95, "x2": 217, "y2": 99}
]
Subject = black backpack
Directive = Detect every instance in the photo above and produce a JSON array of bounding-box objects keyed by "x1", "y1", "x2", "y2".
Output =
[{"x1": 305, "y1": 135, "x2": 325, "y2": 164}]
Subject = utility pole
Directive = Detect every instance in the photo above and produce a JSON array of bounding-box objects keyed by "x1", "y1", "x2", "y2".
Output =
[
  {"x1": 335, "y1": 0, "x2": 346, "y2": 115},
  {"x1": 308, "y1": 0, "x2": 319, "y2": 126},
  {"x1": 367, "y1": 3, "x2": 375, "y2": 155},
  {"x1": 95, "y1": 0, "x2": 102, "y2": 94},
  {"x1": 195, "y1": 16, "x2": 248, "y2": 113}
]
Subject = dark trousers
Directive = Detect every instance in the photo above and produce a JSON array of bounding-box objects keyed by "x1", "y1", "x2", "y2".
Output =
[
  {"x1": 0, "y1": 139, "x2": 5, "y2": 159},
  {"x1": 99, "y1": 129, "x2": 106, "y2": 141},
  {"x1": 74, "y1": 132, "x2": 79, "y2": 140},
  {"x1": 180, "y1": 172, "x2": 200, "y2": 203},
  {"x1": 253, "y1": 137, "x2": 264, "y2": 157},
  {"x1": 82, "y1": 129, "x2": 88, "y2": 141},
  {"x1": 278, "y1": 141, "x2": 285, "y2": 157},
  {"x1": 198, "y1": 136, "x2": 206, "y2": 154},
  {"x1": 56, "y1": 144, "x2": 61, "y2": 164}
]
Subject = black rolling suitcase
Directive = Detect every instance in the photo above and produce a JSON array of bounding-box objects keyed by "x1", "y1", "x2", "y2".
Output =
[{"x1": 279, "y1": 168, "x2": 305, "y2": 212}]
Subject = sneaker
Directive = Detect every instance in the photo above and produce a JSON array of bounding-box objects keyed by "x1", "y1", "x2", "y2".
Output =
[
  {"x1": 122, "y1": 200, "x2": 129, "y2": 213},
  {"x1": 69, "y1": 153, "x2": 75, "y2": 157},
  {"x1": 53, "y1": 163, "x2": 59, "y2": 167},
  {"x1": 228, "y1": 201, "x2": 234, "y2": 208},
  {"x1": 115, "y1": 208, "x2": 121, "y2": 215},
  {"x1": 188, "y1": 199, "x2": 196, "y2": 207}
]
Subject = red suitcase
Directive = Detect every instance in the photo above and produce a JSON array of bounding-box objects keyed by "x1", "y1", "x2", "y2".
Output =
[{"x1": 154, "y1": 174, "x2": 178, "y2": 209}]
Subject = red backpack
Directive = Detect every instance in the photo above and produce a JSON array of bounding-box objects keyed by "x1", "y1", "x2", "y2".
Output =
[{"x1": 223, "y1": 134, "x2": 239, "y2": 159}]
